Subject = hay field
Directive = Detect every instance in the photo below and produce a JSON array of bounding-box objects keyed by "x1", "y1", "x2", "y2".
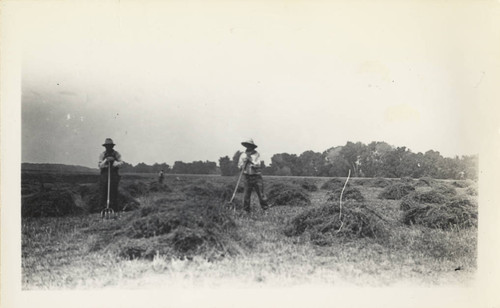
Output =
[{"x1": 21, "y1": 173, "x2": 477, "y2": 289}]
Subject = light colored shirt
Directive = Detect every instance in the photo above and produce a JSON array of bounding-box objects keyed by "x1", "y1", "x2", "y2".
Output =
[
  {"x1": 98, "y1": 150, "x2": 124, "y2": 169},
  {"x1": 238, "y1": 150, "x2": 262, "y2": 175}
]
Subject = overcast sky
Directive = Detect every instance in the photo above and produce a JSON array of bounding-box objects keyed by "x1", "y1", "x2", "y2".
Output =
[{"x1": 17, "y1": 1, "x2": 498, "y2": 168}]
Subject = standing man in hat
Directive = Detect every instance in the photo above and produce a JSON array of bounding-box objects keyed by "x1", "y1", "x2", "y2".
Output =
[
  {"x1": 98, "y1": 138, "x2": 124, "y2": 211},
  {"x1": 238, "y1": 139, "x2": 269, "y2": 213}
]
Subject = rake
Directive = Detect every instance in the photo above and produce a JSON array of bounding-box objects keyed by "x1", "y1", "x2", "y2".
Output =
[
  {"x1": 227, "y1": 161, "x2": 248, "y2": 212},
  {"x1": 101, "y1": 160, "x2": 115, "y2": 219}
]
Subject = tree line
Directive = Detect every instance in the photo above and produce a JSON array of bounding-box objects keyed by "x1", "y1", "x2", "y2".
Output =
[{"x1": 121, "y1": 141, "x2": 478, "y2": 180}]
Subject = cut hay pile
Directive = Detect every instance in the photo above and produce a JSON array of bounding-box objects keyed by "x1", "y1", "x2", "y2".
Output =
[
  {"x1": 415, "y1": 177, "x2": 436, "y2": 187},
  {"x1": 378, "y1": 183, "x2": 415, "y2": 200},
  {"x1": 148, "y1": 182, "x2": 173, "y2": 194},
  {"x1": 122, "y1": 181, "x2": 149, "y2": 197},
  {"x1": 292, "y1": 179, "x2": 318, "y2": 192},
  {"x1": 266, "y1": 182, "x2": 310, "y2": 207},
  {"x1": 320, "y1": 178, "x2": 350, "y2": 191},
  {"x1": 326, "y1": 187, "x2": 365, "y2": 202},
  {"x1": 400, "y1": 190, "x2": 448, "y2": 211},
  {"x1": 433, "y1": 183, "x2": 458, "y2": 197},
  {"x1": 78, "y1": 184, "x2": 140, "y2": 213},
  {"x1": 181, "y1": 182, "x2": 236, "y2": 201},
  {"x1": 466, "y1": 185, "x2": 478, "y2": 196},
  {"x1": 87, "y1": 200, "x2": 243, "y2": 260},
  {"x1": 284, "y1": 202, "x2": 388, "y2": 244},
  {"x1": 22, "y1": 190, "x2": 83, "y2": 217},
  {"x1": 123, "y1": 181, "x2": 173, "y2": 197},
  {"x1": 452, "y1": 180, "x2": 472, "y2": 188},
  {"x1": 369, "y1": 177, "x2": 392, "y2": 188},
  {"x1": 402, "y1": 195, "x2": 477, "y2": 230}
]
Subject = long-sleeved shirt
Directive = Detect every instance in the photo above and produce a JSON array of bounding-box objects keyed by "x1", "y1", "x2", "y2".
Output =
[
  {"x1": 98, "y1": 150, "x2": 124, "y2": 169},
  {"x1": 238, "y1": 150, "x2": 262, "y2": 175}
]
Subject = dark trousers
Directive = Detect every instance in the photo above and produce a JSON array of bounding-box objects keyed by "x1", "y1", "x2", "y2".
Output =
[
  {"x1": 100, "y1": 169, "x2": 120, "y2": 210},
  {"x1": 243, "y1": 174, "x2": 268, "y2": 212}
]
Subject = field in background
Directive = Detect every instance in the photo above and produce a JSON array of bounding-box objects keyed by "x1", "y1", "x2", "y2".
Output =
[{"x1": 21, "y1": 173, "x2": 477, "y2": 289}]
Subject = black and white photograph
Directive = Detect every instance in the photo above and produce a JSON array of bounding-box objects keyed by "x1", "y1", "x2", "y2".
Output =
[{"x1": 1, "y1": 1, "x2": 499, "y2": 307}]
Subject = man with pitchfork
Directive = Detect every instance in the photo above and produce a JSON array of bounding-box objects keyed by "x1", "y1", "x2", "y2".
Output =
[
  {"x1": 238, "y1": 139, "x2": 269, "y2": 213},
  {"x1": 98, "y1": 138, "x2": 124, "y2": 213}
]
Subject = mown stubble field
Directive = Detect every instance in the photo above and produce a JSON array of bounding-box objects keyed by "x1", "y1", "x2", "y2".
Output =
[{"x1": 21, "y1": 173, "x2": 477, "y2": 289}]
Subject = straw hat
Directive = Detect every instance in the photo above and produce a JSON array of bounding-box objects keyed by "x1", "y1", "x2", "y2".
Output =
[
  {"x1": 241, "y1": 139, "x2": 257, "y2": 148},
  {"x1": 102, "y1": 138, "x2": 115, "y2": 146}
]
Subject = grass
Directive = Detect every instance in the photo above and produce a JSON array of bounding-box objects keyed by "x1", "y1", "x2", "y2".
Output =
[{"x1": 21, "y1": 174, "x2": 477, "y2": 289}]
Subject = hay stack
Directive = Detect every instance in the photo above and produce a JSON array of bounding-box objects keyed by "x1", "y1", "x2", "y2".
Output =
[
  {"x1": 378, "y1": 183, "x2": 415, "y2": 200},
  {"x1": 284, "y1": 202, "x2": 388, "y2": 244},
  {"x1": 320, "y1": 178, "x2": 350, "y2": 190},
  {"x1": 369, "y1": 177, "x2": 392, "y2": 188},
  {"x1": 402, "y1": 195, "x2": 477, "y2": 230},
  {"x1": 267, "y1": 182, "x2": 310, "y2": 207},
  {"x1": 292, "y1": 179, "x2": 318, "y2": 192},
  {"x1": 416, "y1": 177, "x2": 436, "y2": 187},
  {"x1": 78, "y1": 184, "x2": 140, "y2": 213},
  {"x1": 122, "y1": 181, "x2": 149, "y2": 197},
  {"x1": 326, "y1": 186, "x2": 365, "y2": 202},
  {"x1": 22, "y1": 190, "x2": 82, "y2": 217},
  {"x1": 466, "y1": 185, "x2": 478, "y2": 196},
  {"x1": 87, "y1": 200, "x2": 243, "y2": 260},
  {"x1": 148, "y1": 181, "x2": 173, "y2": 194},
  {"x1": 400, "y1": 190, "x2": 448, "y2": 211}
]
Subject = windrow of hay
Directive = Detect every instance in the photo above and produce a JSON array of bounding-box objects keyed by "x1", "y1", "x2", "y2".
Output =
[
  {"x1": 284, "y1": 202, "x2": 388, "y2": 244},
  {"x1": 402, "y1": 194, "x2": 477, "y2": 230},
  {"x1": 266, "y1": 182, "x2": 310, "y2": 207},
  {"x1": 326, "y1": 187, "x2": 365, "y2": 202},
  {"x1": 86, "y1": 199, "x2": 244, "y2": 260},
  {"x1": 378, "y1": 183, "x2": 415, "y2": 200}
]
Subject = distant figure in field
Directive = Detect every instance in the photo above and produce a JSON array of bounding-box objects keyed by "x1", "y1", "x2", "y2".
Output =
[
  {"x1": 158, "y1": 170, "x2": 165, "y2": 184},
  {"x1": 238, "y1": 139, "x2": 269, "y2": 213},
  {"x1": 459, "y1": 171, "x2": 465, "y2": 180},
  {"x1": 98, "y1": 138, "x2": 124, "y2": 211}
]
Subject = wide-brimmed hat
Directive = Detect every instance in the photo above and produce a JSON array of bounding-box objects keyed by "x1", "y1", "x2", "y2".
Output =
[
  {"x1": 102, "y1": 138, "x2": 115, "y2": 147},
  {"x1": 241, "y1": 139, "x2": 257, "y2": 148}
]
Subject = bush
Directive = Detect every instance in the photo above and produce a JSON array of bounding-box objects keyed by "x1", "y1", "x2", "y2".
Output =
[
  {"x1": 378, "y1": 183, "x2": 415, "y2": 200},
  {"x1": 284, "y1": 202, "x2": 388, "y2": 244},
  {"x1": 326, "y1": 187, "x2": 364, "y2": 202},
  {"x1": 267, "y1": 183, "x2": 310, "y2": 207}
]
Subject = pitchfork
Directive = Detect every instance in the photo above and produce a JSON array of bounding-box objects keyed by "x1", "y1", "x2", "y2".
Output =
[{"x1": 101, "y1": 160, "x2": 115, "y2": 219}]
